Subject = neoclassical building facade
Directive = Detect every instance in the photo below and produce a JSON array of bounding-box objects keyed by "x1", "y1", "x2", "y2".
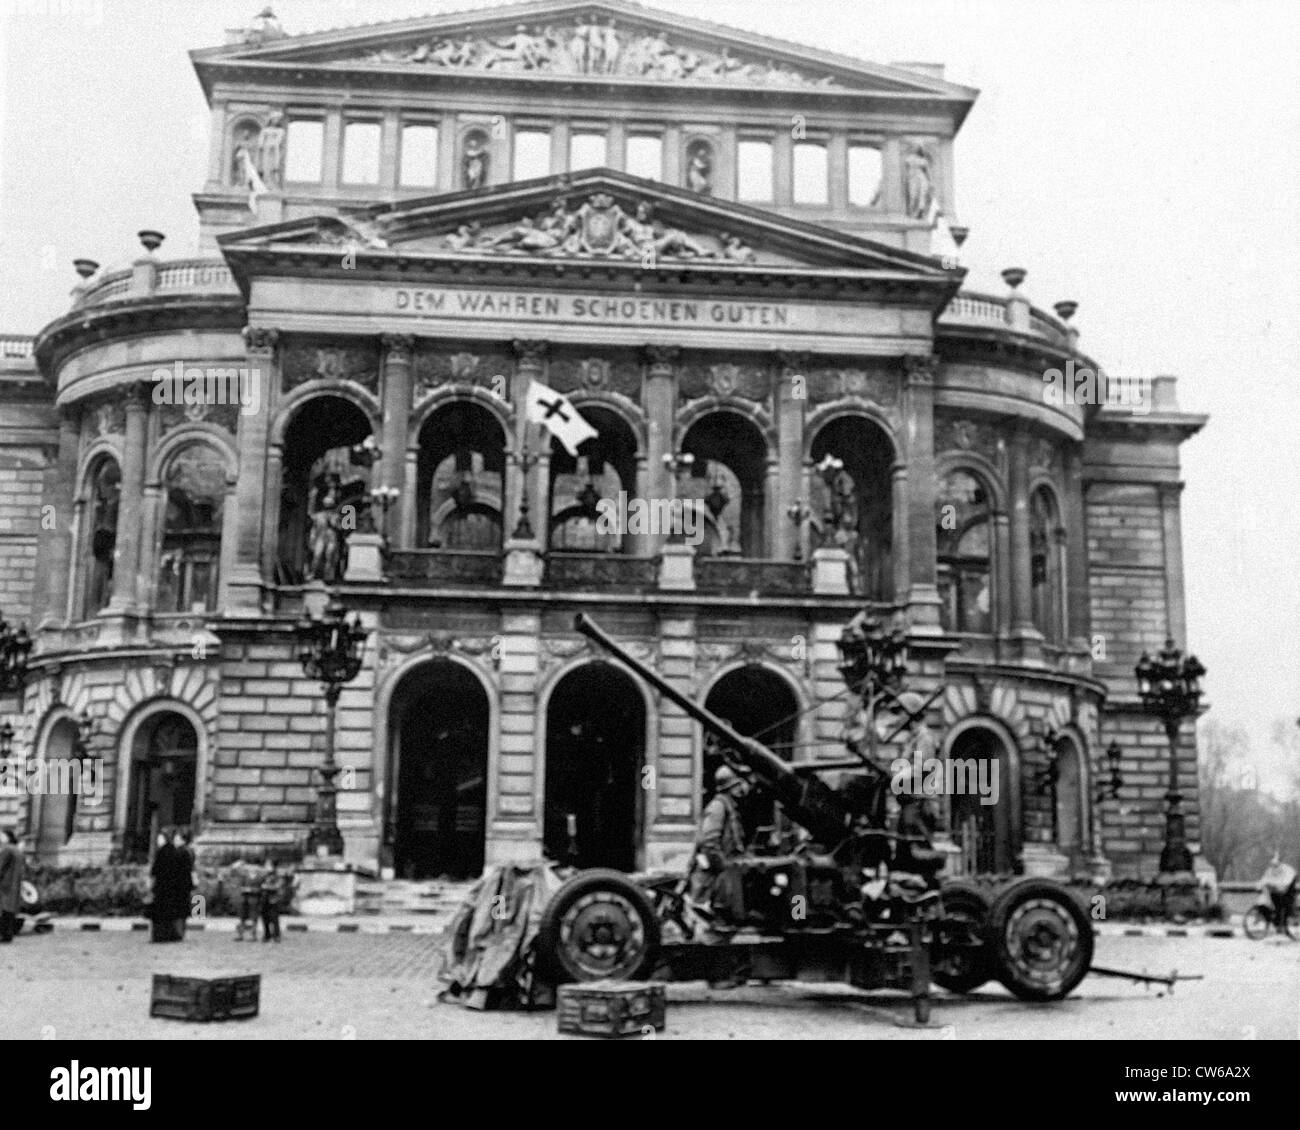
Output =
[{"x1": 0, "y1": 1, "x2": 1205, "y2": 880}]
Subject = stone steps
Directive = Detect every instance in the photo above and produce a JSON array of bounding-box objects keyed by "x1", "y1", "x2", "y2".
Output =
[{"x1": 353, "y1": 878, "x2": 476, "y2": 918}]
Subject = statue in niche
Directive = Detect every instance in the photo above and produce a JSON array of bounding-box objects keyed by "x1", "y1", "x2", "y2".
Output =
[
  {"x1": 686, "y1": 140, "x2": 714, "y2": 195},
  {"x1": 306, "y1": 472, "x2": 346, "y2": 583},
  {"x1": 462, "y1": 133, "x2": 490, "y2": 190},
  {"x1": 255, "y1": 111, "x2": 286, "y2": 190},
  {"x1": 904, "y1": 143, "x2": 935, "y2": 220}
]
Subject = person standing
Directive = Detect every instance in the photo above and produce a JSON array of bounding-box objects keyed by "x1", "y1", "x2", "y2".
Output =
[
  {"x1": 0, "y1": 829, "x2": 24, "y2": 943},
  {"x1": 149, "y1": 828, "x2": 191, "y2": 943},
  {"x1": 688, "y1": 765, "x2": 749, "y2": 929}
]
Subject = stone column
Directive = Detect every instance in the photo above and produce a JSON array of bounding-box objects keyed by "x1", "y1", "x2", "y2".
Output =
[
  {"x1": 380, "y1": 334, "x2": 414, "y2": 504},
  {"x1": 504, "y1": 341, "x2": 546, "y2": 586},
  {"x1": 775, "y1": 353, "x2": 807, "y2": 560},
  {"x1": 107, "y1": 383, "x2": 149, "y2": 615},
  {"x1": 643, "y1": 346, "x2": 679, "y2": 555},
  {"x1": 1007, "y1": 428, "x2": 1041, "y2": 654},
  {"x1": 322, "y1": 110, "x2": 341, "y2": 191},
  {"x1": 631, "y1": 454, "x2": 650, "y2": 557},
  {"x1": 225, "y1": 327, "x2": 278, "y2": 613},
  {"x1": 902, "y1": 354, "x2": 941, "y2": 629},
  {"x1": 1158, "y1": 482, "x2": 1187, "y2": 646},
  {"x1": 827, "y1": 131, "x2": 849, "y2": 213},
  {"x1": 138, "y1": 483, "x2": 162, "y2": 613},
  {"x1": 257, "y1": 443, "x2": 283, "y2": 585},
  {"x1": 401, "y1": 447, "x2": 419, "y2": 548},
  {"x1": 993, "y1": 509, "x2": 1012, "y2": 641},
  {"x1": 773, "y1": 129, "x2": 794, "y2": 206},
  {"x1": 39, "y1": 410, "x2": 81, "y2": 627},
  {"x1": 890, "y1": 464, "x2": 909, "y2": 602},
  {"x1": 1064, "y1": 447, "x2": 1090, "y2": 649}
]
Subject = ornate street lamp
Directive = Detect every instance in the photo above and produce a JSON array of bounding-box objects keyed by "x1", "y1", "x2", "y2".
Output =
[
  {"x1": 662, "y1": 451, "x2": 695, "y2": 543},
  {"x1": 0, "y1": 615, "x2": 32, "y2": 695},
  {"x1": 513, "y1": 439, "x2": 541, "y2": 540},
  {"x1": 1135, "y1": 637, "x2": 1206, "y2": 873},
  {"x1": 368, "y1": 485, "x2": 400, "y2": 550},
  {"x1": 787, "y1": 498, "x2": 812, "y2": 561},
  {"x1": 836, "y1": 610, "x2": 915, "y2": 768},
  {"x1": 295, "y1": 598, "x2": 368, "y2": 857}
]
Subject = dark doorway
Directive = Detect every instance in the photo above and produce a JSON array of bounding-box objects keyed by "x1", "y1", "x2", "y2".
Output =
[
  {"x1": 948, "y1": 727, "x2": 1015, "y2": 875},
  {"x1": 390, "y1": 661, "x2": 489, "y2": 880},
  {"x1": 124, "y1": 713, "x2": 198, "y2": 862},
  {"x1": 544, "y1": 662, "x2": 644, "y2": 871},
  {"x1": 703, "y1": 665, "x2": 798, "y2": 846}
]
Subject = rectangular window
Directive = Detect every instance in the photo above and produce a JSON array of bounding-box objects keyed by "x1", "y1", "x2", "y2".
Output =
[
  {"x1": 625, "y1": 134, "x2": 662, "y2": 180},
  {"x1": 341, "y1": 121, "x2": 381, "y2": 185},
  {"x1": 737, "y1": 138, "x2": 773, "y2": 202},
  {"x1": 512, "y1": 129, "x2": 551, "y2": 181},
  {"x1": 570, "y1": 131, "x2": 608, "y2": 171},
  {"x1": 849, "y1": 144, "x2": 883, "y2": 207},
  {"x1": 399, "y1": 124, "x2": 439, "y2": 186},
  {"x1": 793, "y1": 142, "x2": 828, "y2": 204},
  {"x1": 284, "y1": 119, "x2": 324, "y2": 183}
]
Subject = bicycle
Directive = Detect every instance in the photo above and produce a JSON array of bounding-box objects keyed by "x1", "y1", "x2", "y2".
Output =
[{"x1": 1242, "y1": 887, "x2": 1299, "y2": 940}]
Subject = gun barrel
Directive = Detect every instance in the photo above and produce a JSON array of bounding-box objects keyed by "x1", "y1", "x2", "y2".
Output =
[{"x1": 573, "y1": 613, "x2": 852, "y2": 846}]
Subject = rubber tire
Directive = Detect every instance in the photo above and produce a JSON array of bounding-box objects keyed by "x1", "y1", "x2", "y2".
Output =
[
  {"x1": 20, "y1": 881, "x2": 39, "y2": 913},
  {"x1": 986, "y1": 878, "x2": 1093, "y2": 1002},
  {"x1": 536, "y1": 868, "x2": 661, "y2": 984},
  {"x1": 1242, "y1": 907, "x2": 1270, "y2": 940},
  {"x1": 932, "y1": 881, "x2": 993, "y2": 994}
]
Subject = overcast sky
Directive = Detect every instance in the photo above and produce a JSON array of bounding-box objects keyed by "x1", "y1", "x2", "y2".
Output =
[{"x1": 1, "y1": 0, "x2": 1297, "y2": 787}]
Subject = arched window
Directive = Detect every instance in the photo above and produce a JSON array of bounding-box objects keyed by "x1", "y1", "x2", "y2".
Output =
[
  {"x1": 548, "y1": 406, "x2": 638, "y2": 553},
  {"x1": 81, "y1": 456, "x2": 121, "y2": 618},
  {"x1": 156, "y1": 446, "x2": 227, "y2": 613},
  {"x1": 936, "y1": 470, "x2": 993, "y2": 634},
  {"x1": 1031, "y1": 486, "x2": 1065, "y2": 642},
  {"x1": 809, "y1": 415, "x2": 895, "y2": 599},
  {"x1": 416, "y1": 402, "x2": 506, "y2": 551},
  {"x1": 680, "y1": 412, "x2": 768, "y2": 557}
]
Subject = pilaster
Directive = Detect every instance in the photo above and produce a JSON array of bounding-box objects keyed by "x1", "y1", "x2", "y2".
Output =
[
  {"x1": 903, "y1": 354, "x2": 941, "y2": 630},
  {"x1": 224, "y1": 327, "x2": 278, "y2": 613}
]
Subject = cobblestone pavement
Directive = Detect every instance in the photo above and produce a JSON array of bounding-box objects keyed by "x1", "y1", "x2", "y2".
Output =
[{"x1": 1, "y1": 930, "x2": 1295, "y2": 1040}]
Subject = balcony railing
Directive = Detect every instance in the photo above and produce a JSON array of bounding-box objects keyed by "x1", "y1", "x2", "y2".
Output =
[
  {"x1": 545, "y1": 553, "x2": 658, "y2": 592},
  {"x1": 387, "y1": 549, "x2": 504, "y2": 585},
  {"x1": 75, "y1": 258, "x2": 237, "y2": 308},
  {"x1": 695, "y1": 557, "x2": 810, "y2": 597},
  {"x1": 0, "y1": 335, "x2": 34, "y2": 359},
  {"x1": 939, "y1": 290, "x2": 1073, "y2": 348}
]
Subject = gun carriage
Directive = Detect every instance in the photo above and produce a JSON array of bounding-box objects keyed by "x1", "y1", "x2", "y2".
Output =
[{"x1": 530, "y1": 613, "x2": 1094, "y2": 1023}]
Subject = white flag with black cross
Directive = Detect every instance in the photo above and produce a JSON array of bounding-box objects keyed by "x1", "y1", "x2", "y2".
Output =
[{"x1": 525, "y1": 380, "x2": 598, "y2": 456}]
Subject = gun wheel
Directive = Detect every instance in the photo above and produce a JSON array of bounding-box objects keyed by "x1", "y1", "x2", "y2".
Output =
[
  {"x1": 932, "y1": 881, "x2": 992, "y2": 994},
  {"x1": 987, "y1": 879, "x2": 1093, "y2": 1001},
  {"x1": 537, "y1": 869, "x2": 661, "y2": 983}
]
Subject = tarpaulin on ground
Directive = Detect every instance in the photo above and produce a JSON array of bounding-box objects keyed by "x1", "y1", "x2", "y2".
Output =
[{"x1": 437, "y1": 860, "x2": 567, "y2": 1010}]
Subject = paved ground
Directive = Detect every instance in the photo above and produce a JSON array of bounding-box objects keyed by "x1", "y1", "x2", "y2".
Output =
[{"x1": 1, "y1": 928, "x2": 1295, "y2": 1040}]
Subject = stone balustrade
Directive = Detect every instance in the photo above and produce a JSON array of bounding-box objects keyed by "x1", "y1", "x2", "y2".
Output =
[
  {"x1": 939, "y1": 289, "x2": 1074, "y2": 348},
  {"x1": 74, "y1": 257, "x2": 236, "y2": 308}
]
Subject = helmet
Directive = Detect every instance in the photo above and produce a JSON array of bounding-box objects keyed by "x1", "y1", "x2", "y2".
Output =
[{"x1": 714, "y1": 765, "x2": 743, "y2": 792}]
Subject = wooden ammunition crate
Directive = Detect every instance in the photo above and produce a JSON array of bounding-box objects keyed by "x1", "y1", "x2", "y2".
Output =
[
  {"x1": 557, "y1": 980, "x2": 666, "y2": 1038},
  {"x1": 150, "y1": 974, "x2": 261, "y2": 1022}
]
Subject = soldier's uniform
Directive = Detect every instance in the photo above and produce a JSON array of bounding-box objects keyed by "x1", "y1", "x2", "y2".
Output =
[{"x1": 689, "y1": 768, "x2": 748, "y2": 925}]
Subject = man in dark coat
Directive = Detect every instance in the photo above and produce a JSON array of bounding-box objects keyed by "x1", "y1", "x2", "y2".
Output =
[
  {"x1": 688, "y1": 765, "x2": 749, "y2": 928},
  {"x1": 149, "y1": 829, "x2": 193, "y2": 943},
  {"x1": 0, "y1": 829, "x2": 23, "y2": 943}
]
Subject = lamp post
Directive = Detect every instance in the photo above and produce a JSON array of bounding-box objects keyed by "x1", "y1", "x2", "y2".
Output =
[
  {"x1": 0, "y1": 615, "x2": 32, "y2": 696},
  {"x1": 295, "y1": 598, "x2": 368, "y2": 857},
  {"x1": 835, "y1": 611, "x2": 911, "y2": 766},
  {"x1": 368, "y1": 485, "x2": 400, "y2": 550},
  {"x1": 662, "y1": 451, "x2": 695, "y2": 543},
  {"x1": 513, "y1": 435, "x2": 541, "y2": 540},
  {"x1": 786, "y1": 498, "x2": 812, "y2": 561},
  {"x1": 1135, "y1": 637, "x2": 1205, "y2": 874},
  {"x1": 1095, "y1": 740, "x2": 1124, "y2": 804}
]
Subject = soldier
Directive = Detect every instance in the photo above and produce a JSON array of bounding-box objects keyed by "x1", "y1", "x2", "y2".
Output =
[{"x1": 689, "y1": 764, "x2": 749, "y2": 930}]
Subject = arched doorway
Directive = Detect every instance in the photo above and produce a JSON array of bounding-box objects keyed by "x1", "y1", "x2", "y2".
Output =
[
  {"x1": 415, "y1": 401, "x2": 506, "y2": 550},
  {"x1": 947, "y1": 725, "x2": 1016, "y2": 875},
  {"x1": 35, "y1": 717, "x2": 78, "y2": 857},
  {"x1": 680, "y1": 412, "x2": 769, "y2": 557},
  {"x1": 124, "y1": 712, "x2": 199, "y2": 862},
  {"x1": 703, "y1": 665, "x2": 799, "y2": 846},
  {"x1": 388, "y1": 660, "x2": 489, "y2": 880},
  {"x1": 544, "y1": 662, "x2": 645, "y2": 871}
]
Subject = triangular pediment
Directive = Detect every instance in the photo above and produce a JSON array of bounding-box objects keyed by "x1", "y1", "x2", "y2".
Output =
[
  {"x1": 197, "y1": 0, "x2": 975, "y2": 103},
  {"x1": 218, "y1": 169, "x2": 957, "y2": 281}
]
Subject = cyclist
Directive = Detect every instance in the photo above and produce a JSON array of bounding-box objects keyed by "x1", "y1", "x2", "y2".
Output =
[{"x1": 1260, "y1": 853, "x2": 1297, "y2": 930}]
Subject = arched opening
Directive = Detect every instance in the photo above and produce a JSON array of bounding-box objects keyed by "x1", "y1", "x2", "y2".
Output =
[
  {"x1": 947, "y1": 726, "x2": 1016, "y2": 875},
  {"x1": 156, "y1": 444, "x2": 227, "y2": 613},
  {"x1": 809, "y1": 415, "x2": 894, "y2": 599},
  {"x1": 387, "y1": 660, "x2": 489, "y2": 880},
  {"x1": 1031, "y1": 486, "x2": 1065, "y2": 642},
  {"x1": 548, "y1": 406, "x2": 637, "y2": 552},
  {"x1": 416, "y1": 402, "x2": 506, "y2": 551},
  {"x1": 703, "y1": 666, "x2": 798, "y2": 846},
  {"x1": 680, "y1": 411, "x2": 768, "y2": 557},
  {"x1": 544, "y1": 662, "x2": 645, "y2": 871},
  {"x1": 123, "y1": 712, "x2": 198, "y2": 863},
  {"x1": 1053, "y1": 733, "x2": 1086, "y2": 866},
  {"x1": 80, "y1": 455, "x2": 121, "y2": 618},
  {"x1": 277, "y1": 396, "x2": 374, "y2": 584},
  {"x1": 937, "y1": 470, "x2": 994, "y2": 634},
  {"x1": 35, "y1": 717, "x2": 78, "y2": 856}
]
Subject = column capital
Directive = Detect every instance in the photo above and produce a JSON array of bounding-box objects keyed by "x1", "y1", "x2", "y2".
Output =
[
  {"x1": 242, "y1": 326, "x2": 280, "y2": 356},
  {"x1": 381, "y1": 333, "x2": 415, "y2": 362},
  {"x1": 776, "y1": 350, "x2": 812, "y2": 375},
  {"x1": 123, "y1": 380, "x2": 153, "y2": 412},
  {"x1": 513, "y1": 339, "x2": 549, "y2": 364},
  {"x1": 902, "y1": 353, "x2": 939, "y2": 386},
  {"x1": 642, "y1": 344, "x2": 680, "y2": 373}
]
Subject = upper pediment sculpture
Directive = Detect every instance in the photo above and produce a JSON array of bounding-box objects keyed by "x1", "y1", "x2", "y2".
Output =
[
  {"x1": 360, "y1": 19, "x2": 842, "y2": 87},
  {"x1": 441, "y1": 193, "x2": 756, "y2": 263}
]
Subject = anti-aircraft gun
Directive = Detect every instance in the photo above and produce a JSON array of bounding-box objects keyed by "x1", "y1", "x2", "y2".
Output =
[{"x1": 529, "y1": 613, "x2": 1095, "y2": 1021}]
